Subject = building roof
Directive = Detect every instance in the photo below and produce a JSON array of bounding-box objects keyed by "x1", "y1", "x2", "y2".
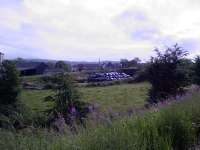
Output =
[
  {"x1": 16, "y1": 62, "x2": 47, "y2": 71},
  {"x1": 76, "y1": 63, "x2": 100, "y2": 67}
]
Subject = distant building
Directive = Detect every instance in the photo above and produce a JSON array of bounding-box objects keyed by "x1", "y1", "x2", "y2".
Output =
[
  {"x1": 102, "y1": 62, "x2": 121, "y2": 71},
  {"x1": 16, "y1": 62, "x2": 48, "y2": 76},
  {"x1": 73, "y1": 63, "x2": 101, "y2": 72},
  {"x1": 0, "y1": 52, "x2": 4, "y2": 64}
]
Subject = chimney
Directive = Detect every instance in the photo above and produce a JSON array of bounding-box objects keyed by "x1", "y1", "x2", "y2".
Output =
[{"x1": 0, "y1": 52, "x2": 4, "y2": 64}]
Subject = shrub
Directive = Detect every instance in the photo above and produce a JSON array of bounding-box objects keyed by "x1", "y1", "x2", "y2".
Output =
[
  {"x1": 194, "y1": 56, "x2": 200, "y2": 86},
  {"x1": 55, "y1": 61, "x2": 71, "y2": 72},
  {"x1": 133, "y1": 68, "x2": 149, "y2": 83},
  {"x1": 0, "y1": 60, "x2": 21, "y2": 105},
  {"x1": 45, "y1": 73, "x2": 90, "y2": 130},
  {"x1": 0, "y1": 60, "x2": 24, "y2": 129},
  {"x1": 147, "y1": 44, "x2": 189, "y2": 103},
  {"x1": 178, "y1": 58, "x2": 194, "y2": 85}
]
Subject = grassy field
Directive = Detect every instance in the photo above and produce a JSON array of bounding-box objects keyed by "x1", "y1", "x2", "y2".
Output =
[
  {"x1": 3, "y1": 76, "x2": 200, "y2": 150},
  {"x1": 21, "y1": 75, "x2": 44, "y2": 83},
  {"x1": 80, "y1": 83, "x2": 150, "y2": 112},
  {"x1": 20, "y1": 90, "x2": 54, "y2": 113},
  {"x1": 1, "y1": 91, "x2": 200, "y2": 150},
  {"x1": 21, "y1": 82, "x2": 150, "y2": 114}
]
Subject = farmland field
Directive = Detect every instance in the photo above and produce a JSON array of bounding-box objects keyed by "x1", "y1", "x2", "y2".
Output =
[
  {"x1": 80, "y1": 82, "x2": 150, "y2": 112},
  {"x1": 21, "y1": 82, "x2": 150, "y2": 113},
  {"x1": 20, "y1": 89, "x2": 54, "y2": 113},
  {"x1": 21, "y1": 75, "x2": 44, "y2": 83},
  {"x1": 2, "y1": 90, "x2": 200, "y2": 150}
]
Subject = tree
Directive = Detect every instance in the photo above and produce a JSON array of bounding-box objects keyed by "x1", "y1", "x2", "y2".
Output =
[
  {"x1": 14, "y1": 57, "x2": 25, "y2": 63},
  {"x1": 0, "y1": 60, "x2": 21, "y2": 105},
  {"x1": 147, "y1": 44, "x2": 189, "y2": 103},
  {"x1": 77, "y1": 64, "x2": 84, "y2": 72},
  {"x1": 178, "y1": 58, "x2": 194, "y2": 85},
  {"x1": 45, "y1": 74, "x2": 89, "y2": 130},
  {"x1": 120, "y1": 59, "x2": 129, "y2": 68},
  {"x1": 55, "y1": 61, "x2": 71, "y2": 72},
  {"x1": 194, "y1": 56, "x2": 200, "y2": 86},
  {"x1": 129, "y1": 57, "x2": 141, "y2": 66},
  {"x1": 0, "y1": 60, "x2": 22, "y2": 129},
  {"x1": 120, "y1": 58, "x2": 141, "y2": 68}
]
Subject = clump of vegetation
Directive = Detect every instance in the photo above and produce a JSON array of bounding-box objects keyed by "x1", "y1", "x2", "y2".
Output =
[
  {"x1": 120, "y1": 57, "x2": 141, "y2": 68},
  {"x1": 194, "y1": 56, "x2": 200, "y2": 86},
  {"x1": 55, "y1": 61, "x2": 71, "y2": 72},
  {"x1": 178, "y1": 58, "x2": 194, "y2": 84},
  {"x1": 0, "y1": 60, "x2": 23, "y2": 129},
  {"x1": 147, "y1": 44, "x2": 190, "y2": 103},
  {"x1": 45, "y1": 73, "x2": 90, "y2": 131}
]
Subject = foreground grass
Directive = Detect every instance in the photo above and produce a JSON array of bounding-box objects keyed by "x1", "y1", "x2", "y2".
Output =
[
  {"x1": 1, "y1": 92, "x2": 200, "y2": 150},
  {"x1": 21, "y1": 83, "x2": 150, "y2": 113}
]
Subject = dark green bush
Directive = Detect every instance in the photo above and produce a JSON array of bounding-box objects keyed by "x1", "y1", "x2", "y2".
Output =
[
  {"x1": 0, "y1": 60, "x2": 24, "y2": 129},
  {"x1": 194, "y1": 56, "x2": 200, "y2": 86},
  {"x1": 147, "y1": 44, "x2": 189, "y2": 103},
  {"x1": 45, "y1": 73, "x2": 90, "y2": 129}
]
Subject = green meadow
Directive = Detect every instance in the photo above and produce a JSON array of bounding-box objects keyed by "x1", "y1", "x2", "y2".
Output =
[
  {"x1": 1, "y1": 90, "x2": 200, "y2": 150},
  {"x1": 21, "y1": 82, "x2": 150, "y2": 114}
]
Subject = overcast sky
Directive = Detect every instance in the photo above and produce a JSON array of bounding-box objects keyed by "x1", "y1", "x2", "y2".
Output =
[{"x1": 0, "y1": 0, "x2": 200, "y2": 61}]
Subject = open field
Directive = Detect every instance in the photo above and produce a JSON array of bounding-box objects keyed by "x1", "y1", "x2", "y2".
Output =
[
  {"x1": 2, "y1": 91, "x2": 200, "y2": 150},
  {"x1": 21, "y1": 75, "x2": 44, "y2": 83},
  {"x1": 15, "y1": 83, "x2": 200, "y2": 150},
  {"x1": 20, "y1": 90, "x2": 54, "y2": 113},
  {"x1": 21, "y1": 82, "x2": 150, "y2": 114},
  {"x1": 80, "y1": 83, "x2": 150, "y2": 112}
]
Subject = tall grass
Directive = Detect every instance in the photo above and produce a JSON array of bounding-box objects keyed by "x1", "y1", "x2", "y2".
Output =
[{"x1": 1, "y1": 93, "x2": 200, "y2": 150}]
